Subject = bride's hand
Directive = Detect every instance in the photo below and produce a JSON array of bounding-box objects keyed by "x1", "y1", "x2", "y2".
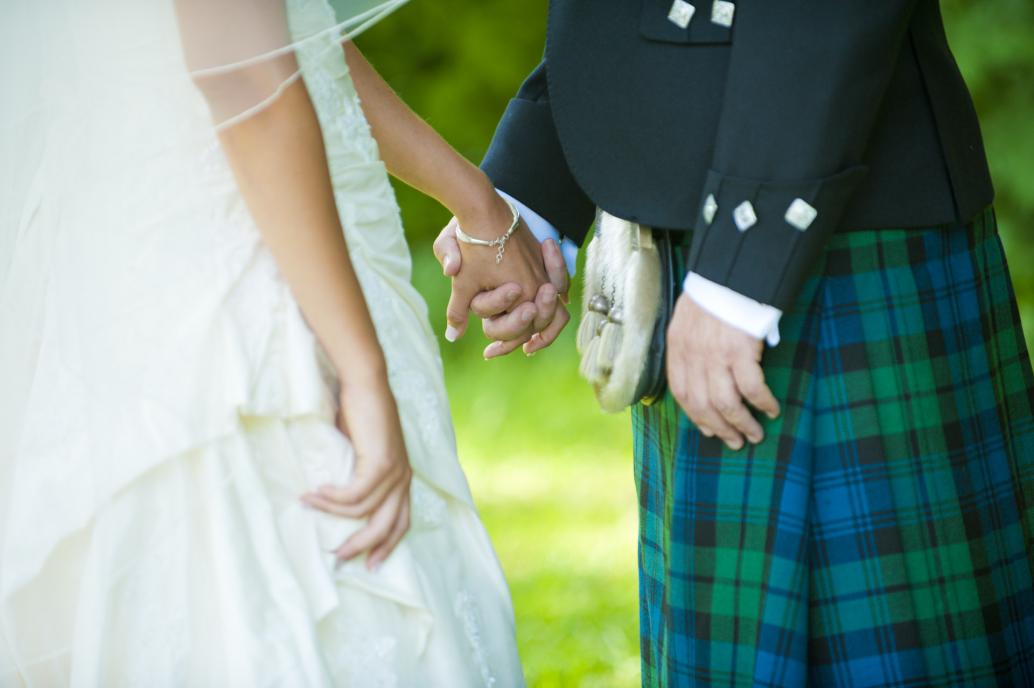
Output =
[{"x1": 301, "y1": 374, "x2": 413, "y2": 571}]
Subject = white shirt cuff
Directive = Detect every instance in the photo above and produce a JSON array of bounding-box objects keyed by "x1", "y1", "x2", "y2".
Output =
[
  {"x1": 683, "y1": 272, "x2": 783, "y2": 346},
  {"x1": 495, "y1": 189, "x2": 578, "y2": 276}
]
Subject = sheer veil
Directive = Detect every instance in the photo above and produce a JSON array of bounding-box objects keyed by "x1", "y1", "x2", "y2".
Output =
[
  {"x1": 0, "y1": 1, "x2": 406, "y2": 682},
  {"x1": 0, "y1": 0, "x2": 406, "y2": 283}
]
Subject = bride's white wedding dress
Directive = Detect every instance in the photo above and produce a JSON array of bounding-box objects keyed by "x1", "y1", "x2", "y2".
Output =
[{"x1": 0, "y1": 1, "x2": 524, "y2": 685}]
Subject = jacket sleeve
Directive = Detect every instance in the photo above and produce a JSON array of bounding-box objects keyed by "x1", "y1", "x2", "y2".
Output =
[
  {"x1": 687, "y1": 1, "x2": 919, "y2": 310},
  {"x1": 481, "y1": 61, "x2": 597, "y2": 245}
]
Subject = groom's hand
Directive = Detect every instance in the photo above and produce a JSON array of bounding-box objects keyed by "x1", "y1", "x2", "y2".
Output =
[
  {"x1": 481, "y1": 236, "x2": 569, "y2": 357},
  {"x1": 666, "y1": 293, "x2": 780, "y2": 450},
  {"x1": 433, "y1": 211, "x2": 569, "y2": 358}
]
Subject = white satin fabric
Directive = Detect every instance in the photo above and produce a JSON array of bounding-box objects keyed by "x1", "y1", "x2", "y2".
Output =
[{"x1": 0, "y1": 0, "x2": 523, "y2": 685}]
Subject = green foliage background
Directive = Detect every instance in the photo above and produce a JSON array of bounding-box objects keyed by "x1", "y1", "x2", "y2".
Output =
[{"x1": 357, "y1": 2, "x2": 1034, "y2": 685}]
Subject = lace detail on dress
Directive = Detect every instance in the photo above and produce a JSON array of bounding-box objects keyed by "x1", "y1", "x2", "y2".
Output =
[
  {"x1": 455, "y1": 590, "x2": 497, "y2": 687},
  {"x1": 325, "y1": 614, "x2": 399, "y2": 688},
  {"x1": 335, "y1": 637, "x2": 399, "y2": 687},
  {"x1": 411, "y1": 478, "x2": 448, "y2": 529}
]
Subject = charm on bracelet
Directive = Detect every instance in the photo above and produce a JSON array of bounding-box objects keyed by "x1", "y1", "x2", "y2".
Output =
[{"x1": 454, "y1": 200, "x2": 522, "y2": 264}]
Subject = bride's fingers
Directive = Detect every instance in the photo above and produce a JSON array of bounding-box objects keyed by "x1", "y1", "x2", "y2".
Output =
[
  {"x1": 523, "y1": 305, "x2": 570, "y2": 355},
  {"x1": 484, "y1": 333, "x2": 532, "y2": 359},
  {"x1": 312, "y1": 466, "x2": 384, "y2": 507},
  {"x1": 304, "y1": 462, "x2": 405, "y2": 516},
  {"x1": 470, "y1": 283, "x2": 523, "y2": 319},
  {"x1": 445, "y1": 279, "x2": 477, "y2": 343},
  {"x1": 335, "y1": 489, "x2": 405, "y2": 563},
  {"x1": 366, "y1": 496, "x2": 411, "y2": 571},
  {"x1": 302, "y1": 479, "x2": 390, "y2": 519}
]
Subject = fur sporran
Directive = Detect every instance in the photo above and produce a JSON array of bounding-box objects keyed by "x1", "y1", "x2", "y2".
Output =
[{"x1": 576, "y1": 211, "x2": 670, "y2": 412}]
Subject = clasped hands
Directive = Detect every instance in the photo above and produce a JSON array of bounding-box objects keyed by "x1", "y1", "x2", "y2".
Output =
[
  {"x1": 434, "y1": 196, "x2": 780, "y2": 450},
  {"x1": 433, "y1": 203, "x2": 571, "y2": 358}
]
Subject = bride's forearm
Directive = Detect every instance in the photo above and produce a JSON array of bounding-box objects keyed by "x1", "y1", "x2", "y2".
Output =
[
  {"x1": 343, "y1": 43, "x2": 511, "y2": 235},
  {"x1": 215, "y1": 79, "x2": 387, "y2": 386}
]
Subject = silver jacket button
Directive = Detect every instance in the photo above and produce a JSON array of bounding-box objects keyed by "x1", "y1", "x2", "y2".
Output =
[
  {"x1": 733, "y1": 201, "x2": 757, "y2": 232},
  {"x1": 702, "y1": 194, "x2": 718, "y2": 225},
  {"x1": 711, "y1": 0, "x2": 735, "y2": 27},
  {"x1": 668, "y1": 0, "x2": 696, "y2": 29},
  {"x1": 785, "y1": 198, "x2": 818, "y2": 231}
]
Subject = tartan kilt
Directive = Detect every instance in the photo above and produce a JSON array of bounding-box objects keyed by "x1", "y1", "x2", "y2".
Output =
[{"x1": 632, "y1": 208, "x2": 1034, "y2": 687}]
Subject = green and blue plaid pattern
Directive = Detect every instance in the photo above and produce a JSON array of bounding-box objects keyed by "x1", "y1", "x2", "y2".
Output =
[{"x1": 633, "y1": 208, "x2": 1034, "y2": 687}]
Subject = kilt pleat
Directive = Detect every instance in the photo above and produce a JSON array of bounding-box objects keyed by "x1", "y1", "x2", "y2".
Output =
[{"x1": 633, "y1": 208, "x2": 1034, "y2": 687}]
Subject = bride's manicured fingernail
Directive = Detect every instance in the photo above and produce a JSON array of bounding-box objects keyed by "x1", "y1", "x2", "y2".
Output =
[
  {"x1": 544, "y1": 289, "x2": 557, "y2": 304},
  {"x1": 507, "y1": 289, "x2": 521, "y2": 301},
  {"x1": 445, "y1": 325, "x2": 460, "y2": 342},
  {"x1": 442, "y1": 255, "x2": 453, "y2": 274},
  {"x1": 521, "y1": 309, "x2": 534, "y2": 323},
  {"x1": 484, "y1": 342, "x2": 501, "y2": 358}
]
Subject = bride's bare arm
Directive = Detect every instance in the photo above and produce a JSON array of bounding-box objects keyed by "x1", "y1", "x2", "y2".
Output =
[
  {"x1": 342, "y1": 43, "x2": 505, "y2": 235},
  {"x1": 213, "y1": 78, "x2": 411, "y2": 570},
  {"x1": 342, "y1": 43, "x2": 570, "y2": 347}
]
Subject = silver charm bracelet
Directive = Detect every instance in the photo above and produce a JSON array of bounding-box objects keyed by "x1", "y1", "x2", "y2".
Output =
[{"x1": 454, "y1": 200, "x2": 521, "y2": 264}]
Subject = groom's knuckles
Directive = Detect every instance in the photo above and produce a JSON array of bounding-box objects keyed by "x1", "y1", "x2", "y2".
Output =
[
  {"x1": 703, "y1": 376, "x2": 749, "y2": 448},
  {"x1": 710, "y1": 378, "x2": 749, "y2": 425},
  {"x1": 542, "y1": 306, "x2": 570, "y2": 348},
  {"x1": 482, "y1": 304, "x2": 535, "y2": 340},
  {"x1": 528, "y1": 305, "x2": 569, "y2": 352},
  {"x1": 470, "y1": 284, "x2": 521, "y2": 317},
  {"x1": 431, "y1": 229, "x2": 447, "y2": 264},
  {"x1": 543, "y1": 239, "x2": 568, "y2": 293},
  {"x1": 433, "y1": 221, "x2": 461, "y2": 271},
  {"x1": 696, "y1": 404, "x2": 740, "y2": 448},
  {"x1": 531, "y1": 286, "x2": 558, "y2": 332}
]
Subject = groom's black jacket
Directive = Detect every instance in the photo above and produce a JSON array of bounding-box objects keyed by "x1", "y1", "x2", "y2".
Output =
[{"x1": 481, "y1": 0, "x2": 993, "y2": 309}]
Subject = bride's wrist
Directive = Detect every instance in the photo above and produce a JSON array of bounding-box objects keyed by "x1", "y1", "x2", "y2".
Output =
[
  {"x1": 326, "y1": 342, "x2": 390, "y2": 392},
  {"x1": 448, "y1": 173, "x2": 513, "y2": 242},
  {"x1": 456, "y1": 192, "x2": 515, "y2": 242},
  {"x1": 339, "y1": 363, "x2": 392, "y2": 403}
]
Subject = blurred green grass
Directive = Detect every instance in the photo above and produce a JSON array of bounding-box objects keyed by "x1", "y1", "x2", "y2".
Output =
[{"x1": 358, "y1": 2, "x2": 1034, "y2": 685}]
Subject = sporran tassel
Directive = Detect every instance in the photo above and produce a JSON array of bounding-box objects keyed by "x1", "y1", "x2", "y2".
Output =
[
  {"x1": 579, "y1": 335, "x2": 605, "y2": 384},
  {"x1": 596, "y1": 320, "x2": 622, "y2": 375},
  {"x1": 577, "y1": 310, "x2": 606, "y2": 354}
]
